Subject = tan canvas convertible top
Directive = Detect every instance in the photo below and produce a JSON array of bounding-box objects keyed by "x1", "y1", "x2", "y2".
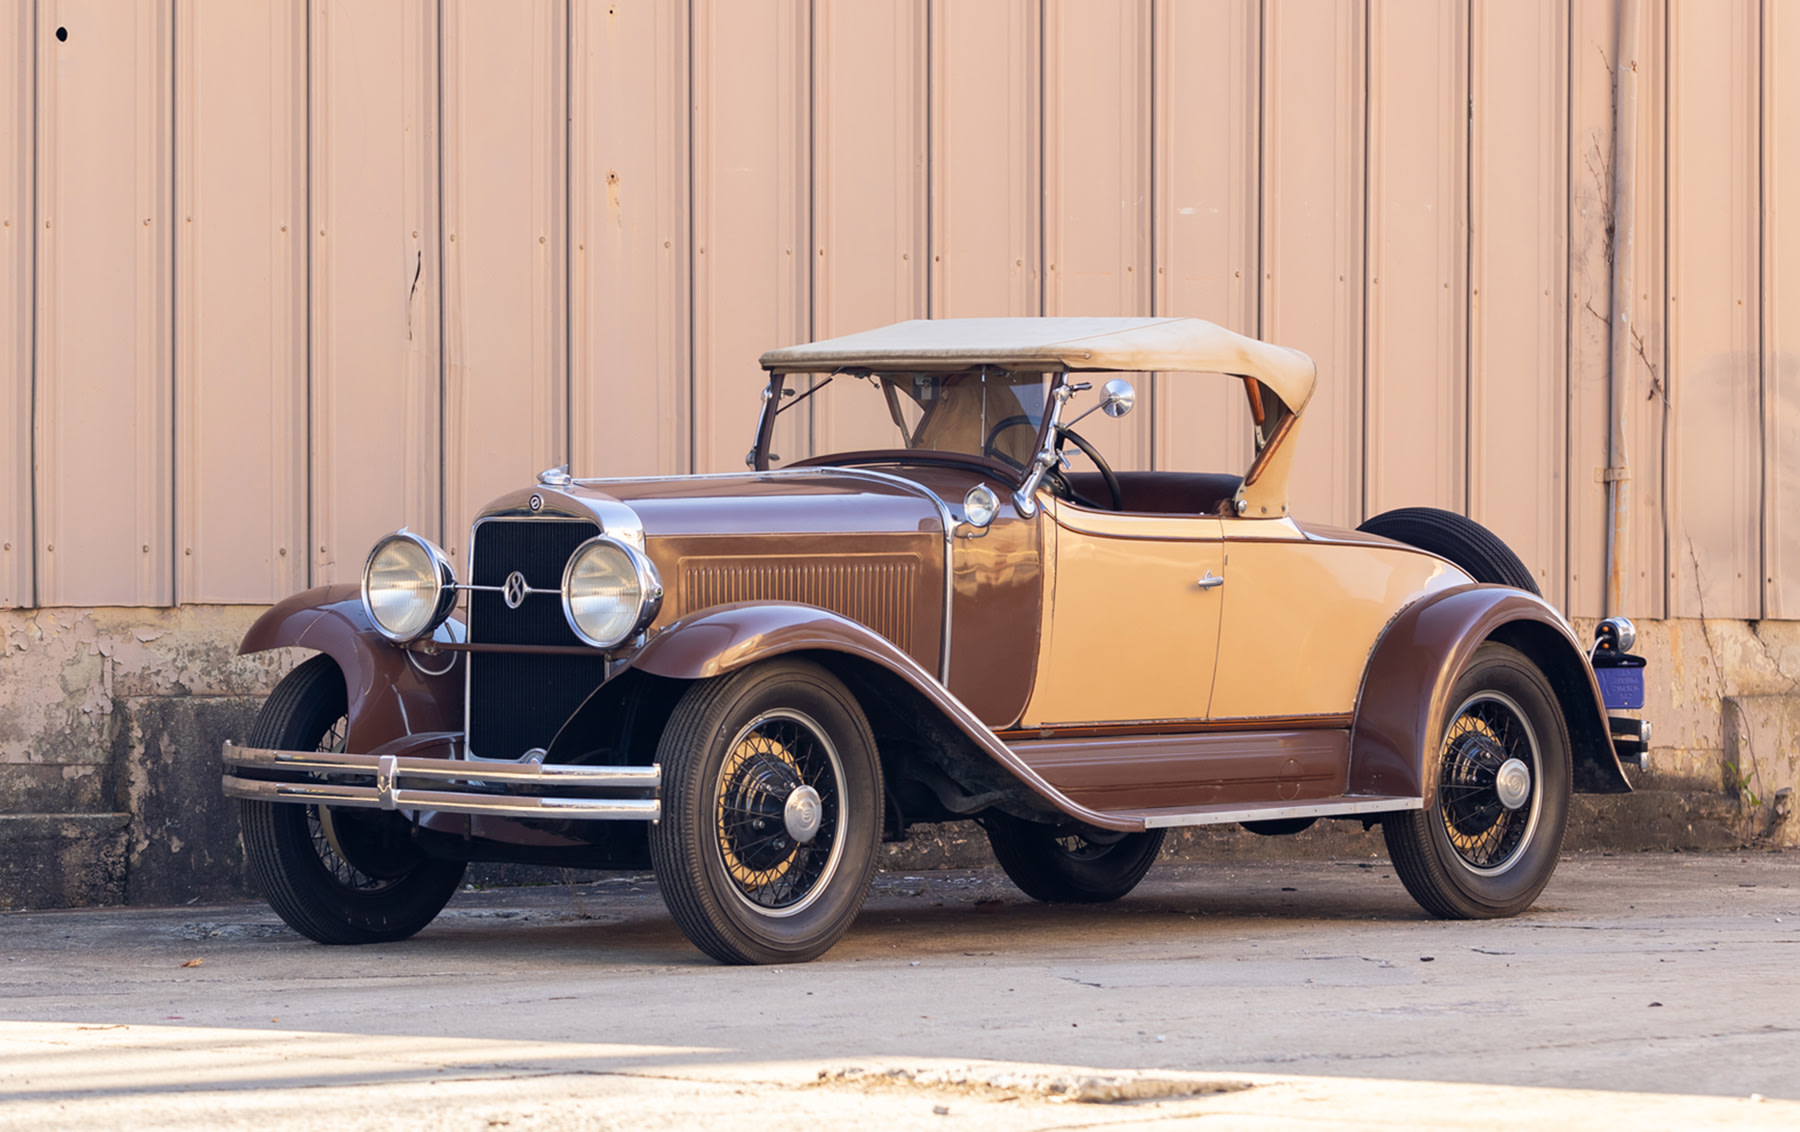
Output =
[{"x1": 758, "y1": 316, "x2": 1317, "y2": 414}]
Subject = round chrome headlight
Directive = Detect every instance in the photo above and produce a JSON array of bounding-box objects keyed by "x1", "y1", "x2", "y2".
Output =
[
  {"x1": 561, "y1": 536, "x2": 663, "y2": 649},
  {"x1": 360, "y1": 531, "x2": 458, "y2": 643}
]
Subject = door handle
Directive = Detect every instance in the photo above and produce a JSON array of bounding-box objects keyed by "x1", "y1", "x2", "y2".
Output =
[{"x1": 1197, "y1": 571, "x2": 1225, "y2": 590}]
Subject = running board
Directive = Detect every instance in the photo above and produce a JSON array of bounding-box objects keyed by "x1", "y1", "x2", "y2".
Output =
[{"x1": 1134, "y1": 796, "x2": 1422, "y2": 830}]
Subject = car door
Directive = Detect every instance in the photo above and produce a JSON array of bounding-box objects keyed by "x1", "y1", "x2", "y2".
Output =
[
  {"x1": 1207, "y1": 517, "x2": 1469, "y2": 722},
  {"x1": 1019, "y1": 503, "x2": 1225, "y2": 728}
]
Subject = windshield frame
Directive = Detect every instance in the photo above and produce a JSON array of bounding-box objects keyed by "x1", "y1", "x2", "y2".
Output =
[{"x1": 751, "y1": 369, "x2": 1067, "y2": 486}]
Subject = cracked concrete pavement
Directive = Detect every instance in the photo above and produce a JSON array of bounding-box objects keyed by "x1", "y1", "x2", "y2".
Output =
[{"x1": 1, "y1": 852, "x2": 1797, "y2": 1129}]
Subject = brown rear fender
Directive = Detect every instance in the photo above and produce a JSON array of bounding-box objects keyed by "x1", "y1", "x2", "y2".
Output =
[
  {"x1": 1349, "y1": 584, "x2": 1630, "y2": 804},
  {"x1": 239, "y1": 584, "x2": 464, "y2": 752},
  {"x1": 631, "y1": 602, "x2": 1141, "y2": 831}
]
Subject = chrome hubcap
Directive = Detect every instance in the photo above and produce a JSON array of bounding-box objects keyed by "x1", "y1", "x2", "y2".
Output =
[
  {"x1": 784, "y1": 784, "x2": 824, "y2": 843},
  {"x1": 1495, "y1": 757, "x2": 1532, "y2": 811}
]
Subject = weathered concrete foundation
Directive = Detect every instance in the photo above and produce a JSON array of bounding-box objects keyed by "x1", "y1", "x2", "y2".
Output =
[{"x1": 2, "y1": 607, "x2": 1797, "y2": 909}]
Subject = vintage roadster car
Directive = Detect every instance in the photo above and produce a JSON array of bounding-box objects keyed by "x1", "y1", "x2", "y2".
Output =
[{"x1": 222, "y1": 317, "x2": 1651, "y2": 964}]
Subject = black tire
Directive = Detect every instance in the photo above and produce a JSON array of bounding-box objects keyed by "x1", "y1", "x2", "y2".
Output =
[
  {"x1": 238, "y1": 654, "x2": 465, "y2": 944},
  {"x1": 984, "y1": 815, "x2": 1165, "y2": 904},
  {"x1": 1358, "y1": 507, "x2": 1540, "y2": 594},
  {"x1": 649, "y1": 659, "x2": 883, "y2": 965},
  {"x1": 1383, "y1": 643, "x2": 1571, "y2": 919}
]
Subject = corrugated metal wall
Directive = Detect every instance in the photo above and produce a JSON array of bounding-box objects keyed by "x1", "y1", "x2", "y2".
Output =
[{"x1": 0, "y1": 0, "x2": 1792, "y2": 622}]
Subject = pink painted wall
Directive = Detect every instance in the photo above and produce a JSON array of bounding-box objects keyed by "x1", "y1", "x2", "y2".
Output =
[{"x1": 0, "y1": 0, "x2": 1791, "y2": 622}]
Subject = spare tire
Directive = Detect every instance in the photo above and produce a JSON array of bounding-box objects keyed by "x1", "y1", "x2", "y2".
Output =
[{"x1": 1357, "y1": 507, "x2": 1540, "y2": 595}]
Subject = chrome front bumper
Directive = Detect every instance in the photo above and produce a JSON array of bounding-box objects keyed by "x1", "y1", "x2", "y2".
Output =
[{"x1": 220, "y1": 741, "x2": 660, "y2": 821}]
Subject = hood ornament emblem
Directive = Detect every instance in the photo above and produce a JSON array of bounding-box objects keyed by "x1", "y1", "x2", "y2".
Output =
[{"x1": 503, "y1": 571, "x2": 529, "y2": 610}]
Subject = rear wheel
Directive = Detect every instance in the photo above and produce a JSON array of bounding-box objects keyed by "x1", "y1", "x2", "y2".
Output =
[
  {"x1": 238, "y1": 655, "x2": 465, "y2": 944},
  {"x1": 1358, "y1": 506, "x2": 1539, "y2": 594},
  {"x1": 650, "y1": 659, "x2": 883, "y2": 965},
  {"x1": 1383, "y1": 643, "x2": 1571, "y2": 918},
  {"x1": 984, "y1": 815, "x2": 1165, "y2": 903}
]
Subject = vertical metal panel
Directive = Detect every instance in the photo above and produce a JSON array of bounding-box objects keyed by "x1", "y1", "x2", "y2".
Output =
[
  {"x1": 174, "y1": 0, "x2": 307, "y2": 603},
  {"x1": 35, "y1": 0, "x2": 173, "y2": 605},
  {"x1": 441, "y1": 0, "x2": 567, "y2": 560},
  {"x1": 930, "y1": 0, "x2": 1039, "y2": 319},
  {"x1": 1364, "y1": 0, "x2": 1467, "y2": 515},
  {"x1": 1152, "y1": 0, "x2": 1258, "y2": 477},
  {"x1": 1565, "y1": 0, "x2": 1613, "y2": 616},
  {"x1": 569, "y1": 0, "x2": 688, "y2": 479},
  {"x1": 0, "y1": 2, "x2": 31, "y2": 608},
  {"x1": 1043, "y1": 0, "x2": 1151, "y2": 471},
  {"x1": 811, "y1": 1, "x2": 926, "y2": 457},
  {"x1": 1767, "y1": 0, "x2": 1800, "y2": 617},
  {"x1": 1262, "y1": 0, "x2": 1366, "y2": 526},
  {"x1": 1667, "y1": 0, "x2": 1761, "y2": 618},
  {"x1": 1467, "y1": 0, "x2": 1567, "y2": 600},
  {"x1": 309, "y1": 0, "x2": 441, "y2": 583},
  {"x1": 691, "y1": 0, "x2": 810, "y2": 473}
]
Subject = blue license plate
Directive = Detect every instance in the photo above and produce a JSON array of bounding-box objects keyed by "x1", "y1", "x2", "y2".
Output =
[{"x1": 1596, "y1": 666, "x2": 1644, "y2": 710}]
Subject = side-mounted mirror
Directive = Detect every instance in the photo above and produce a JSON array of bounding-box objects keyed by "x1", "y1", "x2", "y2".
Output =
[{"x1": 1101, "y1": 378, "x2": 1136, "y2": 418}]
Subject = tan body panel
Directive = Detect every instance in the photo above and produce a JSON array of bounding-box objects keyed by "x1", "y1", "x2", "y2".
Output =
[
  {"x1": 1210, "y1": 518, "x2": 1472, "y2": 720},
  {"x1": 1022, "y1": 505, "x2": 1224, "y2": 727}
]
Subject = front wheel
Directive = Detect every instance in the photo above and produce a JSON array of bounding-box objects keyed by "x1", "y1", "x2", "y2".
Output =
[
  {"x1": 1383, "y1": 643, "x2": 1571, "y2": 919},
  {"x1": 238, "y1": 655, "x2": 466, "y2": 944},
  {"x1": 649, "y1": 659, "x2": 883, "y2": 965},
  {"x1": 984, "y1": 815, "x2": 1165, "y2": 903}
]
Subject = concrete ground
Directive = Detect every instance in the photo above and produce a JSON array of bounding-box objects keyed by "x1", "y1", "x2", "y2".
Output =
[{"x1": 1, "y1": 851, "x2": 1796, "y2": 1130}]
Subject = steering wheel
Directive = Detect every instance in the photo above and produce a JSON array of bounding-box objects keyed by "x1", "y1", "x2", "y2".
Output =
[
  {"x1": 1056, "y1": 427, "x2": 1124, "y2": 512},
  {"x1": 982, "y1": 415, "x2": 1124, "y2": 512},
  {"x1": 981, "y1": 414, "x2": 1039, "y2": 472}
]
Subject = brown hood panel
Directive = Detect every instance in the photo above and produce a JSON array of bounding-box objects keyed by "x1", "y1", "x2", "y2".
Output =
[
  {"x1": 605, "y1": 472, "x2": 947, "y2": 539},
  {"x1": 599, "y1": 473, "x2": 949, "y2": 675}
]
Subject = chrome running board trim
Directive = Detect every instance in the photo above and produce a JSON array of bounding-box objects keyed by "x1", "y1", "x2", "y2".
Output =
[
  {"x1": 1138, "y1": 796, "x2": 1423, "y2": 830},
  {"x1": 220, "y1": 741, "x2": 660, "y2": 821}
]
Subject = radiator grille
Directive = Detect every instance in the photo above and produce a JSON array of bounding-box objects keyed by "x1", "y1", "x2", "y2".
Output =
[
  {"x1": 466, "y1": 518, "x2": 610, "y2": 760},
  {"x1": 682, "y1": 556, "x2": 918, "y2": 653}
]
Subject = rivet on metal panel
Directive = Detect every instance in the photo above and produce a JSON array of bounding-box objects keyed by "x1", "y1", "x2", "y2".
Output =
[
  {"x1": 280, "y1": 226, "x2": 287, "y2": 232},
  {"x1": 141, "y1": 545, "x2": 148, "y2": 553},
  {"x1": 185, "y1": 549, "x2": 192, "y2": 556},
  {"x1": 664, "y1": 241, "x2": 670, "y2": 249},
  {"x1": 46, "y1": 544, "x2": 53, "y2": 552},
  {"x1": 279, "y1": 548, "x2": 287, "y2": 556},
  {"x1": 539, "y1": 236, "x2": 545, "y2": 244},
  {"x1": 143, "y1": 218, "x2": 150, "y2": 226}
]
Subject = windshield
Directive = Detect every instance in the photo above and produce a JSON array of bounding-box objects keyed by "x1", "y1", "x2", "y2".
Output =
[{"x1": 764, "y1": 369, "x2": 1052, "y2": 472}]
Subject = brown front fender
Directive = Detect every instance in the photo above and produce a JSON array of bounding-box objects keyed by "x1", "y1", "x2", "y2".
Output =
[
  {"x1": 239, "y1": 584, "x2": 464, "y2": 752},
  {"x1": 632, "y1": 602, "x2": 1142, "y2": 832},
  {"x1": 1349, "y1": 584, "x2": 1631, "y2": 804}
]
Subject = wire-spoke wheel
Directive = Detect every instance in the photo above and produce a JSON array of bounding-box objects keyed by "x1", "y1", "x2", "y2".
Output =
[
  {"x1": 1385, "y1": 643, "x2": 1571, "y2": 919},
  {"x1": 238, "y1": 655, "x2": 466, "y2": 944},
  {"x1": 651, "y1": 659, "x2": 882, "y2": 965},
  {"x1": 984, "y1": 814, "x2": 1165, "y2": 903}
]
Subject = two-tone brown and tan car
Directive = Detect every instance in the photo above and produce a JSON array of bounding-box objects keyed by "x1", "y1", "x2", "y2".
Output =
[{"x1": 222, "y1": 317, "x2": 1651, "y2": 964}]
